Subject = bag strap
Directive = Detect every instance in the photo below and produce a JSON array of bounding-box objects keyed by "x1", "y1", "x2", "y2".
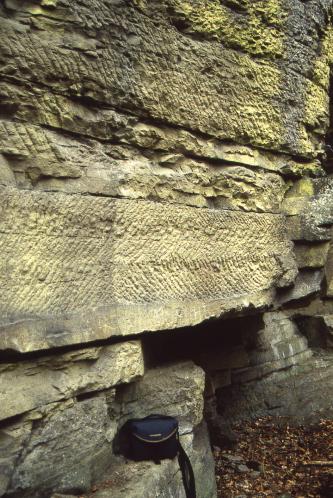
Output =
[{"x1": 177, "y1": 439, "x2": 196, "y2": 498}]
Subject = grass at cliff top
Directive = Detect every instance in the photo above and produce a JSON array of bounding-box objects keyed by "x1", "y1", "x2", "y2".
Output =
[{"x1": 215, "y1": 418, "x2": 333, "y2": 498}]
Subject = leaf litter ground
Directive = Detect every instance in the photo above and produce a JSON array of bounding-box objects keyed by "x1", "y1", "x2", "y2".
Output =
[{"x1": 215, "y1": 417, "x2": 333, "y2": 498}]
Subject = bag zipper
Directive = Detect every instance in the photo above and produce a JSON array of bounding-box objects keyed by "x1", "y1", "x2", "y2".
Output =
[{"x1": 133, "y1": 427, "x2": 178, "y2": 443}]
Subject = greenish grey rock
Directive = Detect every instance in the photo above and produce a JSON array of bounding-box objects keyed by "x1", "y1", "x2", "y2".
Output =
[
  {"x1": 324, "y1": 239, "x2": 333, "y2": 297},
  {"x1": 1, "y1": 361, "x2": 214, "y2": 498},
  {"x1": 0, "y1": 0, "x2": 331, "y2": 157},
  {"x1": 286, "y1": 178, "x2": 333, "y2": 242}
]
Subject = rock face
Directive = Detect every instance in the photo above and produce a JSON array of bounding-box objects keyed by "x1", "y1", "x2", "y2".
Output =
[
  {"x1": 203, "y1": 313, "x2": 333, "y2": 427},
  {"x1": 1, "y1": 1, "x2": 333, "y2": 497},
  {"x1": 1, "y1": 361, "x2": 215, "y2": 498},
  {"x1": 0, "y1": 187, "x2": 295, "y2": 352},
  {"x1": 0, "y1": 341, "x2": 144, "y2": 420}
]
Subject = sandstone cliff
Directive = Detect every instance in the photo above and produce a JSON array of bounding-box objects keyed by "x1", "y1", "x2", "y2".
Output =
[{"x1": 0, "y1": 1, "x2": 333, "y2": 497}]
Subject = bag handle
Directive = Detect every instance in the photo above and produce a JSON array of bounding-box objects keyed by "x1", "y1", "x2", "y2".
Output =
[{"x1": 177, "y1": 439, "x2": 196, "y2": 498}]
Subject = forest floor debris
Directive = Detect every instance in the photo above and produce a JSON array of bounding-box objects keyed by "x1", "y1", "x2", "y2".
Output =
[{"x1": 215, "y1": 417, "x2": 333, "y2": 498}]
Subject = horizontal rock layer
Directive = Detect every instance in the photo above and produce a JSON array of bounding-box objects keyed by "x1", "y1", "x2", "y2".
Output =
[
  {"x1": 0, "y1": 186, "x2": 296, "y2": 352},
  {"x1": 0, "y1": 0, "x2": 331, "y2": 157},
  {"x1": 0, "y1": 341, "x2": 144, "y2": 421}
]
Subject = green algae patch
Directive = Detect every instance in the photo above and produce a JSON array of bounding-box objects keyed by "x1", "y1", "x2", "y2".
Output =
[
  {"x1": 302, "y1": 24, "x2": 333, "y2": 158},
  {"x1": 169, "y1": 0, "x2": 286, "y2": 58}
]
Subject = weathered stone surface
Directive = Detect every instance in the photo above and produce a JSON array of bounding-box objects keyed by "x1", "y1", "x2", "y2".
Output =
[
  {"x1": 285, "y1": 178, "x2": 333, "y2": 242},
  {"x1": 0, "y1": 187, "x2": 296, "y2": 352},
  {"x1": 205, "y1": 313, "x2": 313, "y2": 385},
  {"x1": 282, "y1": 178, "x2": 315, "y2": 216},
  {"x1": 297, "y1": 315, "x2": 333, "y2": 349},
  {"x1": 0, "y1": 340, "x2": 144, "y2": 421},
  {"x1": 6, "y1": 396, "x2": 117, "y2": 497},
  {"x1": 117, "y1": 362, "x2": 205, "y2": 429},
  {"x1": 217, "y1": 352, "x2": 333, "y2": 423},
  {"x1": 0, "y1": 155, "x2": 15, "y2": 187},
  {"x1": 0, "y1": 417, "x2": 32, "y2": 496},
  {"x1": 0, "y1": 83, "x2": 324, "y2": 190},
  {"x1": 324, "y1": 238, "x2": 333, "y2": 297},
  {"x1": 0, "y1": 116, "x2": 287, "y2": 213},
  {"x1": 294, "y1": 242, "x2": 330, "y2": 269},
  {"x1": 0, "y1": 293, "x2": 276, "y2": 354},
  {"x1": 1, "y1": 2, "x2": 333, "y2": 496},
  {"x1": 182, "y1": 313, "x2": 318, "y2": 409},
  {"x1": 90, "y1": 362, "x2": 214, "y2": 498},
  {"x1": 0, "y1": 0, "x2": 331, "y2": 157},
  {"x1": 284, "y1": 297, "x2": 333, "y2": 318},
  {"x1": 248, "y1": 333, "x2": 309, "y2": 368},
  {"x1": 276, "y1": 270, "x2": 323, "y2": 305},
  {"x1": 231, "y1": 350, "x2": 313, "y2": 384},
  {"x1": 1, "y1": 361, "x2": 212, "y2": 498},
  {"x1": 323, "y1": 316, "x2": 333, "y2": 334},
  {"x1": 255, "y1": 312, "x2": 300, "y2": 347}
]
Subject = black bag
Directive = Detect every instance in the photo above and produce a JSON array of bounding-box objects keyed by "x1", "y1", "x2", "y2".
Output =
[{"x1": 117, "y1": 414, "x2": 196, "y2": 498}]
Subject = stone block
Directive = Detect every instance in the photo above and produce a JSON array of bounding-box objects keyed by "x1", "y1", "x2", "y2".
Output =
[
  {"x1": 294, "y1": 242, "x2": 330, "y2": 269},
  {"x1": 117, "y1": 361, "x2": 205, "y2": 429},
  {"x1": 282, "y1": 178, "x2": 315, "y2": 216},
  {"x1": 276, "y1": 270, "x2": 323, "y2": 305},
  {"x1": 0, "y1": 187, "x2": 296, "y2": 353},
  {"x1": 286, "y1": 178, "x2": 333, "y2": 242},
  {"x1": 324, "y1": 241, "x2": 333, "y2": 297},
  {"x1": 0, "y1": 341, "x2": 144, "y2": 421},
  {"x1": 249, "y1": 335, "x2": 309, "y2": 366},
  {"x1": 0, "y1": 154, "x2": 16, "y2": 187},
  {"x1": 0, "y1": 360, "x2": 212, "y2": 498},
  {"x1": 0, "y1": 113, "x2": 287, "y2": 213},
  {"x1": 0, "y1": 0, "x2": 330, "y2": 157},
  {"x1": 257, "y1": 312, "x2": 299, "y2": 346},
  {"x1": 6, "y1": 396, "x2": 117, "y2": 497},
  {"x1": 0, "y1": 418, "x2": 32, "y2": 496}
]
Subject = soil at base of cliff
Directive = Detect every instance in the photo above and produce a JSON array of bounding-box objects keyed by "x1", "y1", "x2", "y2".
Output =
[{"x1": 215, "y1": 417, "x2": 333, "y2": 498}]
